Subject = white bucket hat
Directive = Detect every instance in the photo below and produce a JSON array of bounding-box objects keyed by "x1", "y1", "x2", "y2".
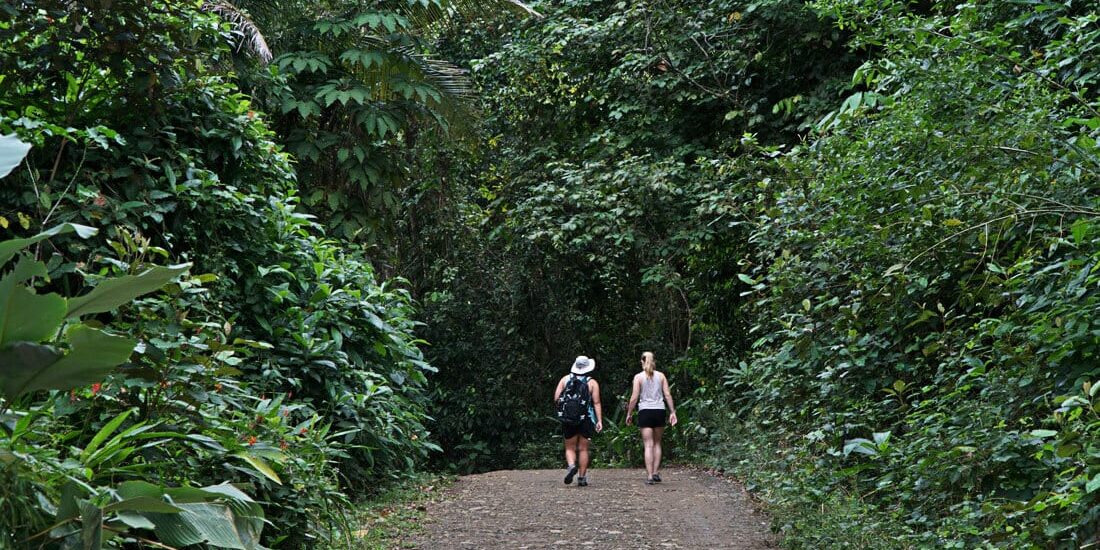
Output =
[{"x1": 571, "y1": 355, "x2": 595, "y2": 375}]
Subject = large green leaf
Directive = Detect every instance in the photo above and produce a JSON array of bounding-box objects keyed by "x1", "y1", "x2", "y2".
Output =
[
  {"x1": 0, "y1": 223, "x2": 99, "y2": 268},
  {"x1": 113, "y1": 482, "x2": 262, "y2": 548},
  {"x1": 103, "y1": 497, "x2": 184, "y2": 514},
  {"x1": 233, "y1": 452, "x2": 282, "y2": 485},
  {"x1": 56, "y1": 482, "x2": 84, "y2": 523},
  {"x1": 0, "y1": 325, "x2": 134, "y2": 401},
  {"x1": 81, "y1": 409, "x2": 134, "y2": 462},
  {"x1": 198, "y1": 484, "x2": 265, "y2": 549},
  {"x1": 4, "y1": 287, "x2": 65, "y2": 345},
  {"x1": 113, "y1": 511, "x2": 157, "y2": 531},
  {"x1": 117, "y1": 480, "x2": 166, "y2": 500},
  {"x1": 5, "y1": 255, "x2": 47, "y2": 284},
  {"x1": 196, "y1": 483, "x2": 256, "y2": 504},
  {"x1": 0, "y1": 259, "x2": 66, "y2": 346},
  {"x1": 0, "y1": 342, "x2": 63, "y2": 400},
  {"x1": 146, "y1": 503, "x2": 259, "y2": 550},
  {"x1": 0, "y1": 134, "x2": 31, "y2": 179},
  {"x1": 80, "y1": 500, "x2": 103, "y2": 550},
  {"x1": 66, "y1": 263, "x2": 192, "y2": 318}
]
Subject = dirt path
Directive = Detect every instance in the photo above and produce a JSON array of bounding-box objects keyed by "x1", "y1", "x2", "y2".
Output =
[{"x1": 407, "y1": 467, "x2": 776, "y2": 549}]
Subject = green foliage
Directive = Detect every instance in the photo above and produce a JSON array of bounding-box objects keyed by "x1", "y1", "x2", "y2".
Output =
[
  {"x1": 701, "y1": 0, "x2": 1100, "y2": 546},
  {"x1": 7, "y1": 0, "x2": 1098, "y2": 547},
  {"x1": 334, "y1": 473, "x2": 453, "y2": 549},
  {"x1": 229, "y1": 0, "x2": 537, "y2": 242},
  {"x1": 0, "y1": 160, "x2": 192, "y2": 403},
  {"x1": 0, "y1": 216, "x2": 264, "y2": 548},
  {"x1": 406, "y1": 0, "x2": 1100, "y2": 546},
  {"x1": 402, "y1": 0, "x2": 859, "y2": 471},
  {"x1": 700, "y1": 421, "x2": 916, "y2": 549},
  {"x1": 1, "y1": 1, "x2": 439, "y2": 548},
  {"x1": 237, "y1": 201, "x2": 439, "y2": 486},
  {"x1": 0, "y1": 134, "x2": 31, "y2": 178}
]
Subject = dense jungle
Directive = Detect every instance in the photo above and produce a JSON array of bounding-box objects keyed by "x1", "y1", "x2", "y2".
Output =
[{"x1": 1, "y1": 0, "x2": 1098, "y2": 548}]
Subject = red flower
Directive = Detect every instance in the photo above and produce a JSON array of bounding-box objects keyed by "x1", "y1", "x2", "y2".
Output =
[
  {"x1": 298, "y1": 427, "x2": 308, "y2": 435},
  {"x1": 247, "y1": 435, "x2": 257, "y2": 446},
  {"x1": 279, "y1": 440, "x2": 289, "y2": 450},
  {"x1": 91, "y1": 383, "x2": 101, "y2": 395}
]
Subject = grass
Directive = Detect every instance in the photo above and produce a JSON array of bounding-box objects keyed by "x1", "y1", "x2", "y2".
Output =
[
  {"x1": 334, "y1": 473, "x2": 455, "y2": 550},
  {"x1": 696, "y1": 421, "x2": 917, "y2": 549}
]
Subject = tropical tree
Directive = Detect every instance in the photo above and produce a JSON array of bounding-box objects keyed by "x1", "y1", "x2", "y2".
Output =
[{"x1": 205, "y1": 0, "x2": 539, "y2": 241}]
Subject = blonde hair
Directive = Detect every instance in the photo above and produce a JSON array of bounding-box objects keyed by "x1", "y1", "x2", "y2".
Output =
[{"x1": 642, "y1": 351, "x2": 656, "y2": 378}]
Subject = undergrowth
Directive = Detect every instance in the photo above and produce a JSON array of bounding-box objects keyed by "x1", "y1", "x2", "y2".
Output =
[
  {"x1": 333, "y1": 473, "x2": 455, "y2": 550},
  {"x1": 699, "y1": 421, "x2": 916, "y2": 549}
]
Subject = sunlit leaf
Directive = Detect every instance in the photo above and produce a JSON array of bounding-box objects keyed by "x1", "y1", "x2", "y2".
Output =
[
  {"x1": 67, "y1": 264, "x2": 192, "y2": 318},
  {"x1": 0, "y1": 134, "x2": 32, "y2": 179}
]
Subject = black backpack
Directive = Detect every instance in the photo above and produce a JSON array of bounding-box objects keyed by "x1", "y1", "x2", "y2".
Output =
[{"x1": 557, "y1": 375, "x2": 591, "y2": 426}]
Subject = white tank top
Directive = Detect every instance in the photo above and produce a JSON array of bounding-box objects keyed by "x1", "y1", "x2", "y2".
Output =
[{"x1": 638, "y1": 372, "x2": 665, "y2": 410}]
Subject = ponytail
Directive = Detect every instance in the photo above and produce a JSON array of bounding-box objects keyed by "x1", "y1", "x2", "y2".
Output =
[{"x1": 642, "y1": 351, "x2": 656, "y2": 378}]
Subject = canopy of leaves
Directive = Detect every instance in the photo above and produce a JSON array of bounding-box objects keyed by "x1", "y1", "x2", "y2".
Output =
[
  {"x1": 403, "y1": 0, "x2": 1100, "y2": 546},
  {"x1": 399, "y1": 0, "x2": 860, "y2": 469},
  {"x1": 4, "y1": 0, "x2": 1099, "y2": 547},
  {"x1": 0, "y1": 1, "x2": 438, "y2": 547}
]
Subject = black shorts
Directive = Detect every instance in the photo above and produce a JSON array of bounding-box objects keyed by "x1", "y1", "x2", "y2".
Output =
[
  {"x1": 637, "y1": 409, "x2": 667, "y2": 428},
  {"x1": 562, "y1": 422, "x2": 595, "y2": 439}
]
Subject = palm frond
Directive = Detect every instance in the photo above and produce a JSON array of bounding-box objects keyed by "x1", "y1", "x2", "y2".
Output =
[
  {"x1": 203, "y1": 1, "x2": 274, "y2": 63},
  {"x1": 403, "y1": 0, "x2": 542, "y2": 31},
  {"x1": 404, "y1": 52, "x2": 479, "y2": 140},
  {"x1": 343, "y1": 35, "x2": 475, "y2": 100},
  {"x1": 491, "y1": 0, "x2": 542, "y2": 19},
  {"x1": 418, "y1": 53, "x2": 476, "y2": 99},
  {"x1": 331, "y1": 40, "x2": 477, "y2": 137}
]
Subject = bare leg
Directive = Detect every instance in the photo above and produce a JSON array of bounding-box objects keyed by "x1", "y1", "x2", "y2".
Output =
[
  {"x1": 641, "y1": 427, "x2": 655, "y2": 478},
  {"x1": 564, "y1": 435, "x2": 579, "y2": 467},
  {"x1": 652, "y1": 426, "x2": 665, "y2": 477},
  {"x1": 577, "y1": 437, "x2": 590, "y2": 476}
]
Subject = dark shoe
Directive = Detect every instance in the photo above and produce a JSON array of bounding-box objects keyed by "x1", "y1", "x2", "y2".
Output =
[
  {"x1": 652, "y1": 473, "x2": 662, "y2": 483},
  {"x1": 645, "y1": 478, "x2": 655, "y2": 485},
  {"x1": 564, "y1": 464, "x2": 578, "y2": 485},
  {"x1": 577, "y1": 476, "x2": 588, "y2": 487}
]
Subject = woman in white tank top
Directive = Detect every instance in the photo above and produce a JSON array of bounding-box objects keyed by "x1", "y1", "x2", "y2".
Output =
[{"x1": 625, "y1": 351, "x2": 678, "y2": 484}]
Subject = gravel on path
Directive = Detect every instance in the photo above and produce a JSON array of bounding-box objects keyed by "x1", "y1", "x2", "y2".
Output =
[{"x1": 408, "y1": 467, "x2": 776, "y2": 549}]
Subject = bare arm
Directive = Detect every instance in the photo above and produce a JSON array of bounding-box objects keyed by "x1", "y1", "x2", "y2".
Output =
[
  {"x1": 553, "y1": 376, "x2": 567, "y2": 402},
  {"x1": 661, "y1": 373, "x2": 678, "y2": 426},
  {"x1": 590, "y1": 380, "x2": 603, "y2": 431},
  {"x1": 625, "y1": 374, "x2": 641, "y2": 424}
]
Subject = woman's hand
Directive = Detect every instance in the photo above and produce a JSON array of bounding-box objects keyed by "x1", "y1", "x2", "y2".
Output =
[
  {"x1": 596, "y1": 420, "x2": 604, "y2": 432},
  {"x1": 625, "y1": 414, "x2": 633, "y2": 426},
  {"x1": 669, "y1": 412, "x2": 678, "y2": 427}
]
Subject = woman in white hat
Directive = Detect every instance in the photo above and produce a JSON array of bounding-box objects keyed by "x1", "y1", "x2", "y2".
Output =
[
  {"x1": 553, "y1": 355, "x2": 603, "y2": 487},
  {"x1": 626, "y1": 351, "x2": 677, "y2": 484}
]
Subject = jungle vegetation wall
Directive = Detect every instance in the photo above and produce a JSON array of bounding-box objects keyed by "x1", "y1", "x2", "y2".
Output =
[
  {"x1": 2, "y1": 0, "x2": 1098, "y2": 548},
  {"x1": 0, "y1": 0, "x2": 469, "y2": 546},
  {"x1": 400, "y1": 0, "x2": 861, "y2": 470},
  {"x1": 401, "y1": 0, "x2": 1100, "y2": 547}
]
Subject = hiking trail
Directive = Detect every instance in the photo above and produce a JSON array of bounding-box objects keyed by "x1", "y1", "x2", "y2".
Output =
[{"x1": 407, "y1": 467, "x2": 776, "y2": 549}]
